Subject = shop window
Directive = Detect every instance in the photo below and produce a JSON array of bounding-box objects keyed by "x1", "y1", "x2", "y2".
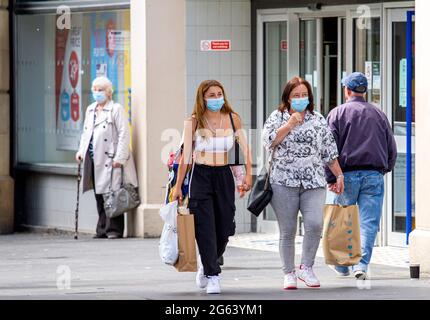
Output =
[
  {"x1": 353, "y1": 17, "x2": 381, "y2": 106},
  {"x1": 16, "y1": 10, "x2": 131, "y2": 165}
]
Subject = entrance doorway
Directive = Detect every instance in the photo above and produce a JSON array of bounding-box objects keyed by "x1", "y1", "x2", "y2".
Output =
[
  {"x1": 257, "y1": 11, "x2": 347, "y2": 233},
  {"x1": 385, "y1": 7, "x2": 415, "y2": 247},
  {"x1": 256, "y1": 4, "x2": 415, "y2": 247}
]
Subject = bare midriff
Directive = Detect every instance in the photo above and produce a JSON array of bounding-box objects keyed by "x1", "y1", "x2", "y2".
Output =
[{"x1": 194, "y1": 151, "x2": 229, "y2": 166}]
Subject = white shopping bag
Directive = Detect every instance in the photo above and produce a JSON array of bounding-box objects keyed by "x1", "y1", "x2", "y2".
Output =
[{"x1": 159, "y1": 200, "x2": 179, "y2": 265}]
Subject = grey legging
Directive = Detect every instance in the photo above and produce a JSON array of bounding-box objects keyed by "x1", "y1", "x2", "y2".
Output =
[{"x1": 270, "y1": 184, "x2": 326, "y2": 274}]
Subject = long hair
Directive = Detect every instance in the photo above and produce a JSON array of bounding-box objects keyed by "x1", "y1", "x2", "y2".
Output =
[
  {"x1": 279, "y1": 76, "x2": 315, "y2": 114},
  {"x1": 192, "y1": 80, "x2": 237, "y2": 130}
]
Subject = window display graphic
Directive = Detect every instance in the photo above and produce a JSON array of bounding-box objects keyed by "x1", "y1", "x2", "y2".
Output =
[
  {"x1": 91, "y1": 13, "x2": 120, "y2": 105},
  {"x1": 90, "y1": 12, "x2": 132, "y2": 135},
  {"x1": 55, "y1": 16, "x2": 83, "y2": 151}
]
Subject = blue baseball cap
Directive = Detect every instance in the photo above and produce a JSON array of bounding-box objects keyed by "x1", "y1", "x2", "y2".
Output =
[{"x1": 341, "y1": 72, "x2": 368, "y2": 93}]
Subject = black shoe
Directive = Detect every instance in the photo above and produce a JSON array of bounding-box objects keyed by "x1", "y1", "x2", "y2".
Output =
[
  {"x1": 93, "y1": 234, "x2": 107, "y2": 239},
  {"x1": 217, "y1": 255, "x2": 224, "y2": 266}
]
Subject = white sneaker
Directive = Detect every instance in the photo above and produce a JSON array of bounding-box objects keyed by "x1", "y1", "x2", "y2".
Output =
[
  {"x1": 283, "y1": 271, "x2": 297, "y2": 290},
  {"x1": 196, "y1": 265, "x2": 208, "y2": 289},
  {"x1": 206, "y1": 275, "x2": 221, "y2": 294},
  {"x1": 354, "y1": 270, "x2": 367, "y2": 280},
  {"x1": 297, "y1": 264, "x2": 320, "y2": 288}
]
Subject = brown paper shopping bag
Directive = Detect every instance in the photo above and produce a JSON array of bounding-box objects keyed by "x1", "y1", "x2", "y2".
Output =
[
  {"x1": 174, "y1": 211, "x2": 197, "y2": 272},
  {"x1": 322, "y1": 204, "x2": 362, "y2": 266}
]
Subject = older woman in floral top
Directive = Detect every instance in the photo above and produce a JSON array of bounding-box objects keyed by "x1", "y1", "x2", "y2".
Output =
[{"x1": 262, "y1": 76, "x2": 344, "y2": 290}]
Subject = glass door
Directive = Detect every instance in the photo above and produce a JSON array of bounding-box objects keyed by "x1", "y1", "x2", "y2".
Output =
[
  {"x1": 299, "y1": 17, "x2": 343, "y2": 117},
  {"x1": 263, "y1": 20, "x2": 288, "y2": 226},
  {"x1": 264, "y1": 21, "x2": 288, "y2": 124},
  {"x1": 299, "y1": 19, "x2": 318, "y2": 105},
  {"x1": 353, "y1": 16, "x2": 382, "y2": 106},
  {"x1": 339, "y1": 17, "x2": 347, "y2": 105},
  {"x1": 386, "y1": 8, "x2": 415, "y2": 247},
  {"x1": 257, "y1": 17, "x2": 288, "y2": 233},
  {"x1": 257, "y1": 11, "x2": 347, "y2": 233}
]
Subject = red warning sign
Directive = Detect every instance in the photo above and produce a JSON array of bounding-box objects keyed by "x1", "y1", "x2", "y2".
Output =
[
  {"x1": 200, "y1": 40, "x2": 231, "y2": 52},
  {"x1": 280, "y1": 40, "x2": 288, "y2": 51}
]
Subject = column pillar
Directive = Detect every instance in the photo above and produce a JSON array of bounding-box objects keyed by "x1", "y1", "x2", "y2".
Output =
[
  {"x1": 128, "y1": 0, "x2": 186, "y2": 237},
  {"x1": 410, "y1": 0, "x2": 430, "y2": 275},
  {"x1": 0, "y1": 0, "x2": 14, "y2": 234}
]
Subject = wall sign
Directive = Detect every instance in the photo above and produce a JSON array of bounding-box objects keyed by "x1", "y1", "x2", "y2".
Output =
[
  {"x1": 280, "y1": 40, "x2": 287, "y2": 51},
  {"x1": 200, "y1": 40, "x2": 231, "y2": 51}
]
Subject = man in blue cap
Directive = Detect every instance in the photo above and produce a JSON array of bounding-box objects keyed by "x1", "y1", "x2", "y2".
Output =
[{"x1": 325, "y1": 72, "x2": 397, "y2": 280}]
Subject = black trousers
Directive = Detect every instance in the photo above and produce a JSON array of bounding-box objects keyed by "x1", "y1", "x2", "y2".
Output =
[
  {"x1": 188, "y1": 164, "x2": 236, "y2": 276},
  {"x1": 91, "y1": 161, "x2": 124, "y2": 237}
]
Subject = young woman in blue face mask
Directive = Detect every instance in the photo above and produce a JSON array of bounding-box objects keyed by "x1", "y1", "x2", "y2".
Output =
[
  {"x1": 75, "y1": 76, "x2": 138, "y2": 239},
  {"x1": 262, "y1": 76, "x2": 344, "y2": 290},
  {"x1": 171, "y1": 80, "x2": 252, "y2": 294}
]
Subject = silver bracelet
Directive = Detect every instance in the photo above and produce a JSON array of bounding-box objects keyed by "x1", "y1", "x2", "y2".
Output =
[{"x1": 336, "y1": 174, "x2": 344, "y2": 180}]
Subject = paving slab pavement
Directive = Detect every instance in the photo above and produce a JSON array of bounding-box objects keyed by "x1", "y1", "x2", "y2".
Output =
[{"x1": 0, "y1": 233, "x2": 429, "y2": 300}]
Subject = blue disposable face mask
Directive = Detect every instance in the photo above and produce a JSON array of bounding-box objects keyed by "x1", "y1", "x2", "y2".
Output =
[
  {"x1": 290, "y1": 97, "x2": 309, "y2": 112},
  {"x1": 206, "y1": 97, "x2": 225, "y2": 112},
  {"x1": 93, "y1": 91, "x2": 107, "y2": 103}
]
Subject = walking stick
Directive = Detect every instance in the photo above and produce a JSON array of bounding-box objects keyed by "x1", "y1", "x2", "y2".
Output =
[{"x1": 74, "y1": 161, "x2": 82, "y2": 240}]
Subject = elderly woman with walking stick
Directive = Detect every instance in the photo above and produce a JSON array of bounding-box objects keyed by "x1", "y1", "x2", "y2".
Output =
[{"x1": 75, "y1": 76, "x2": 138, "y2": 239}]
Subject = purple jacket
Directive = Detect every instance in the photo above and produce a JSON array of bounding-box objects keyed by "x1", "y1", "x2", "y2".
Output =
[{"x1": 325, "y1": 96, "x2": 397, "y2": 183}]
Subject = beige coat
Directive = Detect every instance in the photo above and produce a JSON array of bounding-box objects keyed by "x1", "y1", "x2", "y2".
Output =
[{"x1": 78, "y1": 100, "x2": 138, "y2": 194}]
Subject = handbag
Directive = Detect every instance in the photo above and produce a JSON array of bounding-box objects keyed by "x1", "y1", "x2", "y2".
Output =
[
  {"x1": 227, "y1": 113, "x2": 245, "y2": 166},
  {"x1": 246, "y1": 151, "x2": 274, "y2": 217},
  {"x1": 103, "y1": 165, "x2": 141, "y2": 219},
  {"x1": 247, "y1": 111, "x2": 284, "y2": 217}
]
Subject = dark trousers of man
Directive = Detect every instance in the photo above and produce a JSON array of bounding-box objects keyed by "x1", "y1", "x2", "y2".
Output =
[
  {"x1": 188, "y1": 164, "x2": 236, "y2": 276},
  {"x1": 91, "y1": 161, "x2": 124, "y2": 237}
]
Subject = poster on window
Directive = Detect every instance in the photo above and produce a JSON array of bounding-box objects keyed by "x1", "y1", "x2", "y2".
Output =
[
  {"x1": 55, "y1": 16, "x2": 83, "y2": 151},
  {"x1": 90, "y1": 12, "x2": 132, "y2": 143},
  {"x1": 399, "y1": 58, "x2": 407, "y2": 108}
]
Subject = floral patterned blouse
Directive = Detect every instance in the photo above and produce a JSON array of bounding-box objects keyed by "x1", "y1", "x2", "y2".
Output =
[{"x1": 262, "y1": 109, "x2": 339, "y2": 189}]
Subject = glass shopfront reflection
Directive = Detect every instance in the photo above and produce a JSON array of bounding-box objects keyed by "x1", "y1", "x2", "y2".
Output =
[
  {"x1": 263, "y1": 20, "x2": 288, "y2": 221},
  {"x1": 16, "y1": 9, "x2": 131, "y2": 166}
]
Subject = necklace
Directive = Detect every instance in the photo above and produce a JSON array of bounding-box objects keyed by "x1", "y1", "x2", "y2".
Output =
[{"x1": 204, "y1": 113, "x2": 223, "y2": 135}]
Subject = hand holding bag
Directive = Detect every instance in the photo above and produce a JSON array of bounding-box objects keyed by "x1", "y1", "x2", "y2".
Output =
[
  {"x1": 247, "y1": 111, "x2": 284, "y2": 217},
  {"x1": 103, "y1": 166, "x2": 141, "y2": 219}
]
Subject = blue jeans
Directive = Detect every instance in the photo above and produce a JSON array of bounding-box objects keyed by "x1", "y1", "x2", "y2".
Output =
[{"x1": 327, "y1": 170, "x2": 385, "y2": 273}]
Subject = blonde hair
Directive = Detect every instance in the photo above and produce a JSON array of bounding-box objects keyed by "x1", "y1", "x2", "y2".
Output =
[
  {"x1": 92, "y1": 76, "x2": 113, "y2": 100},
  {"x1": 192, "y1": 80, "x2": 236, "y2": 130}
]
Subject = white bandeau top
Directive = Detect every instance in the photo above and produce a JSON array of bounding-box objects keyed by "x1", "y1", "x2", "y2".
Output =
[{"x1": 194, "y1": 134, "x2": 234, "y2": 153}]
